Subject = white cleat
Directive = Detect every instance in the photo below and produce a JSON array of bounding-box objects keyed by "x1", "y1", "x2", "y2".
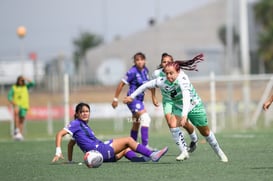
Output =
[
  {"x1": 217, "y1": 150, "x2": 228, "y2": 162},
  {"x1": 176, "y1": 150, "x2": 189, "y2": 161},
  {"x1": 13, "y1": 133, "x2": 24, "y2": 141}
]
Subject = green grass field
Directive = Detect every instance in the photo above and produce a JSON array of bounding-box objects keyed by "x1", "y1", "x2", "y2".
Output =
[{"x1": 0, "y1": 120, "x2": 273, "y2": 181}]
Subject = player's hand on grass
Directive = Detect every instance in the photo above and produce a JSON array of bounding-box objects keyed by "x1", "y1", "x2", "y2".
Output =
[
  {"x1": 52, "y1": 147, "x2": 64, "y2": 163},
  {"x1": 52, "y1": 154, "x2": 64, "y2": 163}
]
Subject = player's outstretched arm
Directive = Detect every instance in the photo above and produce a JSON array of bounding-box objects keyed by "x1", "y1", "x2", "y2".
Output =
[
  {"x1": 51, "y1": 129, "x2": 68, "y2": 163},
  {"x1": 123, "y1": 79, "x2": 158, "y2": 104},
  {"x1": 123, "y1": 96, "x2": 133, "y2": 104},
  {"x1": 150, "y1": 88, "x2": 159, "y2": 107},
  {"x1": 112, "y1": 81, "x2": 126, "y2": 109}
]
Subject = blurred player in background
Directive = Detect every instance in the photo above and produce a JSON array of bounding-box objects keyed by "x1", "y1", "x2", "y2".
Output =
[
  {"x1": 152, "y1": 53, "x2": 201, "y2": 159},
  {"x1": 263, "y1": 93, "x2": 273, "y2": 111},
  {"x1": 124, "y1": 60, "x2": 228, "y2": 162},
  {"x1": 7, "y1": 76, "x2": 35, "y2": 141},
  {"x1": 52, "y1": 102, "x2": 168, "y2": 163},
  {"x1": 111, "y1": 52, "x2": 158, "y2": 150}
]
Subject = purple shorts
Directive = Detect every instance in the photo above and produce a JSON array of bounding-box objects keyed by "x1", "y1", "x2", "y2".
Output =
[
  {"x1": 95, "y1": 139, "x2": 116, "y2": 162},
  {"x1": 127, "y1": 99, "x2": 145, "y2": 114}
]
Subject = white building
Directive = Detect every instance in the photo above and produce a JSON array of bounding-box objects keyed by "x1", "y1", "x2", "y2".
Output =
[{"x1": 85, "y1": 0, "x2": 258, "y2": 85}]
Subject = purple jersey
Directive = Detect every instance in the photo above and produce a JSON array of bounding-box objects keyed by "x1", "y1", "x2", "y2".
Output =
[
  {"x1": 64, "y1": 119, "x2": 116, "y2": 162},
  {"x1": 122, "y1": 65, "x2": 149, "y2": 101}
]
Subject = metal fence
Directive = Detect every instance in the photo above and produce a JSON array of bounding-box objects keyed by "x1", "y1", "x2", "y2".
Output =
[{"x1": 1, "y1": 73, "x2": 273, "y2": 134}]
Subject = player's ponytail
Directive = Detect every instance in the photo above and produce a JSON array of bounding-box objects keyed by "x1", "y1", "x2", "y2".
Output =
[{"x1": 175, "y1": 53, "x2": 204, "y2": 71}]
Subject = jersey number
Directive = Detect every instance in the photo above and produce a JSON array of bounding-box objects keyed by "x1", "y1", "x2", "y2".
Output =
[{"x1": 170, "y1": 90, "x2": 177, "y2": 98}]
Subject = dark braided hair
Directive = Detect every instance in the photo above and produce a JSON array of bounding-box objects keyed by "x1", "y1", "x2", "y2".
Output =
[
  {"x1": 175, "y1": 53, "x2": 204, "y2": 71},
  {"x1": 164, "y1": 62, "x2": 181, "y2": 72}
]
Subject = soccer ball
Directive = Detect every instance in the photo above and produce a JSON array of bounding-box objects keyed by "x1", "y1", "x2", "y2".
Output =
[{"x1": 83, "y1": 150, "x2": 103, "y2": 168}]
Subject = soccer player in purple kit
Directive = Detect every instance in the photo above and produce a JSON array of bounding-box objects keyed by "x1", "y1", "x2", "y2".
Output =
[
  {"x1": 51, "y1": 103, "x2": 168, "y2": 163},
  {"x1": 112, "y1": 52, "x2": 158, "y2": 150}
]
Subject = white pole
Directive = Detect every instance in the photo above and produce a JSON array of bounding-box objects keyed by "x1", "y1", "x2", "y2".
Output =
[
  {"x1": 64, "y1": 73, "x2": 70, "y2": 127},
  {"x1": 102, "y1": 0, "x2": 108, "y2": 42},
  {"x1": 47, "y1": 102, "x2": 53, "y2": 135},
  {"x1": 210, "y1": 72, "x2": 217, "y2": 133},
  {"x1": 10, "y1": 107, "x2": 14, "y2": 136},
  {"x1": 226, "y1": 0, "x2": 234, "y2": 73},
  {"x1": 240, "y1": 0, "x2": 250, "y2": 75},
  {"x1": 17, "y1": 26, "x2": 26, "y2": 75},
  {"x1": 20, "y1": 39, "x2": 25, "y2": 75},
  {"x1": 239, "y1": 0, "x2": 251, "y2": 127}
]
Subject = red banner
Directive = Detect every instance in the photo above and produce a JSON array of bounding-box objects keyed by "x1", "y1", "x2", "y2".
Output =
[{"x1": 27, "y1": 106, "x2": 74, "y2": 121}]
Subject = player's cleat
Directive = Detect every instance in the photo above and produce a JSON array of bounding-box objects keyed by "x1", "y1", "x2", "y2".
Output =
[
  {"x1": 131, "y1": 156, "x2": 151, "y2": 162},
  {"x1": 176, "y1": 150, "x2": 189, "y2": 161},
  {"x1": 217, "y1": 150, "x2": 228, "y2": 162},
  {"x1": 150, "y1": 146, "x2": 168, "y2": 162},
  {"x1": 187, "y1": 141, "x2": 197, "y2": 153},
  {"x1": 13, "y1": 132, "x2": 24, "y2": 141}
]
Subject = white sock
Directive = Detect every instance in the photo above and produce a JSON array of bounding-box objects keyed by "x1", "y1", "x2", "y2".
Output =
[
  {"x1": 15, "y1": 128, "x2": 20, "y2": 134},
  {"x1": 170, "y1": 128, "x2": 187, "y2": 152},
  {"x1": 205, "y1": 131, "x2": 221, "y2": 153},
  {"x1": 189, "y1": 130, "x2": 198, "y2": 142}
]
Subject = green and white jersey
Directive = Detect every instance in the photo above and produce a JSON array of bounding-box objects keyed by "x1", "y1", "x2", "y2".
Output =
[{"x1": 130, "y1": 71, "x2": 202, "y2": 116}]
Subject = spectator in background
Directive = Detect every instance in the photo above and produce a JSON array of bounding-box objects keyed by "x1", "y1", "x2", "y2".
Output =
[
  {"x1": 263, "y1": 94, "x2": 273, "y2": 111},
  {"x1": 7, "y1": 75, "x2": 35, "y2": 141}
]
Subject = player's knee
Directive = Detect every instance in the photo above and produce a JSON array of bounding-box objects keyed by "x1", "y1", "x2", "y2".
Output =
[
  {"x1": 139, "y1": 113, "x2": 151, "y2": 127},
  {"x1": 128, "y1": 136, "x2": 136, "y2": 144},
  {"x1": 198, "y1": 126, "x2": 210, "y2": 137}
]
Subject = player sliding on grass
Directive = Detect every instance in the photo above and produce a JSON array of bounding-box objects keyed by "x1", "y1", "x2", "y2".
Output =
[
  {"x1": 124, "y1": 60, "x2": 228, "y2": 162},
  {"x1": 51, "y1": 102, "x2": 168, "y2": 163},
  {"x1": 152, "y1": 53, "x2": 200, "y2": 160}
]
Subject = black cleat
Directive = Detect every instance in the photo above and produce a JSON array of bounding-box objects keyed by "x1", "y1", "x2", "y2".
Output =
[{"x1": 188, "y1": 141, "x2": 197, "y2": 153}]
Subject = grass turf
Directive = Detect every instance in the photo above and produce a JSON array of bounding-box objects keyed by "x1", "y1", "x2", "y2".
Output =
[{"x1": 0, "y1": 120, "x2": 273, "y2": 181}]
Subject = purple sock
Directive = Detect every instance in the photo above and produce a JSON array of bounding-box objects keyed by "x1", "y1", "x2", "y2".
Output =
[
  {"x1": 125, "y1": 150, "x2": 137, "y2": 160},
  {"x1": 130, "y1": 130, "x2": 138, "y2": 141},
  {"x1": 141, "y1": 126, "x2": 149, "y2": 146},
  {"x1": 136, "y1": 144, "x2": 153, "y2": 157}
]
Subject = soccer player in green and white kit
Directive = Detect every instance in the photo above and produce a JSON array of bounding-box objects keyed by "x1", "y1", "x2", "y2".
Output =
[
  {"x1": 124, "y1": 59, "x2": 228, "y2": 162},
  {"x1": 152, "y1": 53, "x2": 201, "y2": 161}
]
